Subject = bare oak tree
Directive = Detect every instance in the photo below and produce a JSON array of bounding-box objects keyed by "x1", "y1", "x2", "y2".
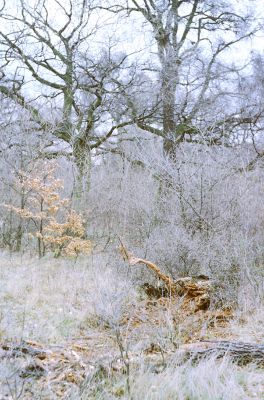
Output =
[
  {"x1": 0, "y1": 0, "x2": 155, "y2": 200},
  {"x1": 100, "y1": 0, "x2": 260, "y2": 157}
]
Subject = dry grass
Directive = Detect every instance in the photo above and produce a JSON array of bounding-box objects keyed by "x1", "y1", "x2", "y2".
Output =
[
  {"x1": 0, "y1": 251, "x2": 115, "y2": 343},
  {"x1": 126, "y1": 359, "x2": 264, "y2": 400},
  {"x1": 0, "y1": 252, "x2": 263, "y2": 399},
  {"x1": 229, "y1": 309, "x2": 264, "y2": 343}
]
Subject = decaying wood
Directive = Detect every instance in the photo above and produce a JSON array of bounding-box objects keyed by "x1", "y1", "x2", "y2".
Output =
[
  {"x1": 100, "y1": 340, "x2": 264, "y2": 372},
  {"x1": 119, "y1": 240, "x2": 173, "y2": 288},
  {"x1": 119, "y1": 240, "x2": 211, "y2": 311},
  {"x1": 178, "y1": 340, "x2": 264, "y2": 366},
  {"x1": 2, "y1": 338, "x2": 263, "y2": 387}
]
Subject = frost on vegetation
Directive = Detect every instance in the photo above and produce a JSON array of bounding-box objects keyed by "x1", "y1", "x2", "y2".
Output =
[
  {"x1": 88, "y1": 143, "x2": 264, "y2": 306},
  {"x1": 88, "y1": 270, "x2": 136, "y2": 328},
  {"x1": 81, "y1": 357, "x2": 264, "y2": 400},
  {"x1": 0, "y1": 255, "x2": 96, "y2": 342},
  {"x1": 131, "y1": 360, "x2": 242, "y2": 400}
]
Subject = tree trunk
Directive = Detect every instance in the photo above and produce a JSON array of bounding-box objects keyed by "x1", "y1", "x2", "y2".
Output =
[
  {"x1": 73, "y1": 138, "x2": 91, "y2": 208},
  {"x1": 38, "y1": 199, "x2": 45, "y2": 258},
  {"x1": 162, "y1": 69, "x2": 177, "y2": 159},
  {"x1": 159, "y1": 44, "x2": 179, "y2": 159},
  {"x1": 15, "y1": 193, "x2": 26, "y2": 252},
  {"x1": 15, "y1": 223, "x2": 23, "y2": 252}
]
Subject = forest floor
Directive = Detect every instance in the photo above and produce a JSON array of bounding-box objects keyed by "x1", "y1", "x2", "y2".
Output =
[{"x1": 0, "y1": 252, "x2": 264, "y2": 399}]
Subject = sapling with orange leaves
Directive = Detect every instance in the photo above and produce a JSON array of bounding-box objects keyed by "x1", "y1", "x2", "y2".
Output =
[{"x1": 5, "y1": 161, "x2": 92, "y2": 258}]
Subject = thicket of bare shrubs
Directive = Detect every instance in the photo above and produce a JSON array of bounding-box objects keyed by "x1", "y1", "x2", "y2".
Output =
[
  {"x1": 1, "y1": 131, "x2": 264, "y2": 308},
  {"x1": 86, "y1": 137, "x2": 264, "y2": 306}
]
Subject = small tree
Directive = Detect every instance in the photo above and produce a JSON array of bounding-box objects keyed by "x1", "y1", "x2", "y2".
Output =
[
  {"x1": 43, "y1": 209, "x2": 92, "y2": 258},
  {"x1": 5, "y1": 161, "x2": 92, "y2": 258}
]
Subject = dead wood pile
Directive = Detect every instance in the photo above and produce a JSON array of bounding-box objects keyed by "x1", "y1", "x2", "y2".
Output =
[{"x1": 119, "y1": 241, "x2": 212, "y2": 312}]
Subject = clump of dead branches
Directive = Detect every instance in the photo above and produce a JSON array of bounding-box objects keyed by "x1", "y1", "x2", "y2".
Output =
[{"x1": 119, "y1": 239, "x2": 211, "y2": 312}]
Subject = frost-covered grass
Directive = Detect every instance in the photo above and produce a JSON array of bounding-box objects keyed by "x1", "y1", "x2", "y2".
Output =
[
  {"x1": 0, "y1": 253, "x2": 86, "y2": 342},
  {"x1": 0, "y1": 251, "x2": 131, "y2": 343},
  {"x1": 131, "y1": 360, "x2": 264, "y2": 400},
  {"x1": 128, "y1": 358, "x2": 264, "y2": 400},
  {"x1": 0, "y1": 252, "x2": 264, "y2": 400},
  {"x1": 76, "y1": 357, "x2": 264, "y2": 400}
]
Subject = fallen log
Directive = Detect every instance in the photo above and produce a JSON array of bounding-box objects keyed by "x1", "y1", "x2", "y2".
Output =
[
  {"x1": 107, "y1": 340, "x2": 264, "y2": 372},
  {"x1": 118, "y1": 239, "x2": 212, "y2": 311},
  {"x1": 178, "y1": 340, "x2": 264, "y2": 366},
  {"x1": 77, "y1": 340, "x2": 264, "y2": 375}
]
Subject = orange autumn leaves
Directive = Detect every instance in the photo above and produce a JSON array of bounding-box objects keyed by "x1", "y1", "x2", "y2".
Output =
[{"x1": 6, "y1": 161, "x2": 92, "y2": 257}]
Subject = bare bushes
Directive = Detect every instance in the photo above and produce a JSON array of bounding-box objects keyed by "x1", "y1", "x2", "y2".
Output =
[
  {"x1": 88, "y1": 139, "x2": 264, "y2": 306},
  {"x1": 1, "y1": 125, "x2": 263, "y2": 305}
]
